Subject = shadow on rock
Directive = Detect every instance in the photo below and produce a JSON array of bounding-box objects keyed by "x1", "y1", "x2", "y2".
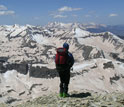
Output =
[{"x1": 70, "y1": 92, "x2": 91, "y2": 98}]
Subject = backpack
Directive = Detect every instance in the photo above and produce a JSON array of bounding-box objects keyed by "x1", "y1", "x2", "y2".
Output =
[{"x1": 55, "y1": 48, "x2": 68, "y2": 65}]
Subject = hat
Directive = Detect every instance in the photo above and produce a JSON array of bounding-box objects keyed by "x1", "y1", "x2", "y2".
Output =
[{"x1": 63, "y1": 43, "x2": 69, "y2": 50}]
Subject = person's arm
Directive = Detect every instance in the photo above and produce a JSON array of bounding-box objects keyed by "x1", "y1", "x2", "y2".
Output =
[{"x1": 68, "y1": 52, "x2": 74, "y2": 67}]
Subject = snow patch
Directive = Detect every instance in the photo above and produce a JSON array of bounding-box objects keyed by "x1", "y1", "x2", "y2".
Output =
[
  {"x1": 3, "y1": 70, "x2": 17, "y2": 80},
  {"x1": 10, "y1": 26, "x2": 26, "y2": 37},
  {"x1": 44, "y1": 29, "x2": 53, "y2": 35},
  {"x1": 73, "y1": 63, "x2": 94, "y2": 71},
  {"x1": 32, "y1": 34, "x2": 48, "y2": 44},
  {"x1": 74, "y1": 28, "x2": 90, "y2": 38}
]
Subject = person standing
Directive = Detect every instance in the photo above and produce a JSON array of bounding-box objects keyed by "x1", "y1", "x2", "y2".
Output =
[{"x1": 55, "y1": 43, "x2": 74, "y2": 97}]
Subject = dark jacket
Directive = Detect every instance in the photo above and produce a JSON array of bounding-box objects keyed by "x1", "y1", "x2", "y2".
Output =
[{"x1": 55, "y1": 51, "x2": 74, "y2": 71}]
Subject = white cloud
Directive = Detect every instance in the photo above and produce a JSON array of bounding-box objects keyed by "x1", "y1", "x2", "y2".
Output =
[
  {"x1": 0, "y1": 11, "x2": 15, "y2": 15},
  {"x1": 54, "y1": 15, "x2": 67, "y2": 18},
  {"x1": 34, "y1": 17, "x2": 40, "y2": 20},
  {"x1": 109, "y1": 14, "x2": 118, "y2": 17},
  {"x1": 58, "y1": 6, "x2": 82, "y2": 12},
  {"x1": 85, "y1": 15, "x2": 91, "y2": 17},
  {"x1": 0, "y1": 5, "x2": 7, "y2": 10},
  {"x1": 0, "y1": 4, "x2": 15, "y2": 16},
  {"x1": 51, "y1": 6, "x2": 81, "y2": 19}
]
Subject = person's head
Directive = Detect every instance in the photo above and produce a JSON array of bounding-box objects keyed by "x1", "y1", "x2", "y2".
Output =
[{"x1": 63, "y1": 42, "x2": 69, "y2": 50}]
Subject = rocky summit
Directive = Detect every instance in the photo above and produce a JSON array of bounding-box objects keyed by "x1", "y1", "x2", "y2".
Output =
[
  {"x1": 16, "y1": 91, "x2": 124, "y2": 107},
  {"x1": 1, "y1": 91, "x2": 124, "y2": 107},
  {"x1": 0, "y1": 22, "x2": 124, "y2": 106}
]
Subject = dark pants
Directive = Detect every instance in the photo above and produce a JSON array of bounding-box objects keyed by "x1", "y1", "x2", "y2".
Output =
[{"x1": 58, "y1": 69, "x2": 70, "y2": 94}]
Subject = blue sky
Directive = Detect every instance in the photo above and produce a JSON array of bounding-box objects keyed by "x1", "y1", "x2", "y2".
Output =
[{"x1": 0, "y1": 0, "x2": 124, "y2": 25}]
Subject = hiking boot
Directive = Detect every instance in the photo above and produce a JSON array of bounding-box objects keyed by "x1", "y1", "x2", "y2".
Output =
[
  {"x1": 63, "y1": 92, "x2": 69, "y2": 98},
  {"x1": 59, "y1": 93, "x2": 63, "y2": 97}
]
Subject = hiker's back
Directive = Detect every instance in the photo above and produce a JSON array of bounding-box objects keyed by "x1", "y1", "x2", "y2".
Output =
[{"x1": 55, "y1": 47, "x2": 69, "y2": 71}]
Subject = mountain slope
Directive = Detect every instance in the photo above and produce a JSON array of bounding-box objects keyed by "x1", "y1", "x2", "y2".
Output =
[{"x1": 0, "y1": 23, "x2": 124, "y2": 106}]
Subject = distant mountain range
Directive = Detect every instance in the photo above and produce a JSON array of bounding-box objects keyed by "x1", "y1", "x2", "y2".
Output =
[
  {"x1": 86, "y1": 25, "x2": 124, "y2": 39},
  {"x1": 0, "y1": 22, "x2": 124, "y2": 64}
]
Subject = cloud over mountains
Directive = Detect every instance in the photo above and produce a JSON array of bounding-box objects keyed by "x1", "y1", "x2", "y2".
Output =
[
  {"x1": 0, "y1": 4, "x2": 15, "y2": 16},
  {"x1": 58, "y1": 6, "x2": 82, "y2": 12},
  {"x1": 109, "y1": 13, "x2": 118, "y2": 17}
]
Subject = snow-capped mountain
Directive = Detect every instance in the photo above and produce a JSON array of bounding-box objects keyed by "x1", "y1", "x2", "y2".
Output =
[
  {"x1": 0, "y1": 22, "x2": 123, "y2": 64},
  {"x1": 0, "y1": 22, "x2": 124, "y2": 105}
]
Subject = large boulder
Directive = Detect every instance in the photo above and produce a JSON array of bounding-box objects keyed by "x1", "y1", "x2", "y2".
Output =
[{"x1": 103, "y1": 61, "x2": 114, "y2": 69}]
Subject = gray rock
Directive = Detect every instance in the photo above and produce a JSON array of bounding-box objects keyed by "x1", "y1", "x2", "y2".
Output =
[
  {"x1": 82, "y1": 45, "x2": 104, "y2": 60},
  {"x1": 103, "y1": 61, "x2": 114, "y2": 69},
  {"x1": 19, "y1": 91, "x2": 25, "y2": 96},
  {"x1": 82, "y1": 45, "x2": 93, "y2": 60},
  {"x1": 5, "y1": 97, "x2": 18, "y2": 104},
  {"x1": 29, "y1": 84, "x2": 42, "y2": 91},
  {"x1": 110, "y1": 74, "x2": 120, "y2": 84},
  {"x1": 0, "y1": 94, "x2": 2, "y2": 97},
  {"x1": 0, "y1": 57, "x2": 8, "y2": 63},
  {"x1": 0, "y1": 63, "x2": 7, "y2": 73},
  {"x1": 29, "y1": 66, "x2": 58, "y2": 78},
  {"x1": 110, "y1": 52, "x2": 124, "y2": 63},
  {"x1": 0, "y1": 63, "x2": 28, "y2": 75}
]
